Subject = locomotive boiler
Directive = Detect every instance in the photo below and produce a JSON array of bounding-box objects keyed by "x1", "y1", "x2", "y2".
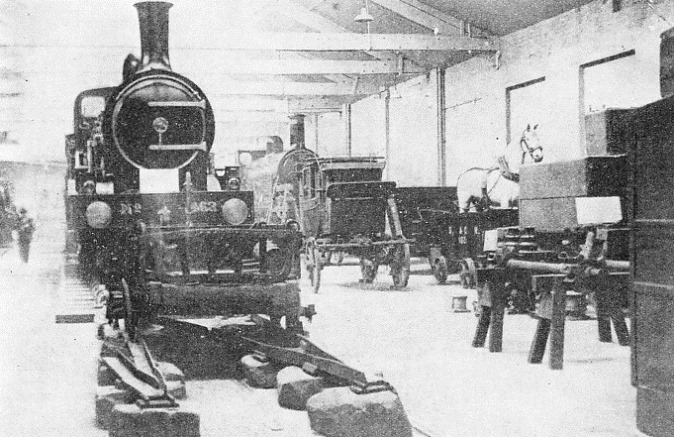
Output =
[{"x1": 64, "y1": 1, "x2": 304, "y2": 334}]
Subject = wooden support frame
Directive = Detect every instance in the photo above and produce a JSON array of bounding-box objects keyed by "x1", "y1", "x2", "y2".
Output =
[
  {"x1": 207, "y1": 33, "x2": 499, "y2": 52},
  {"x1": 588, "y1": 272, "x2": 630, "y2": 346},
  {"x1": 527, "y1": 274, "x2": 567, "y2": 369},
  {"x1": 472, "y1": 269, "x2": 508, "y2": 353}
]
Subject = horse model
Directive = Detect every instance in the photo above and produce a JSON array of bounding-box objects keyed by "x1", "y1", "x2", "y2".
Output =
[{"x1": 456, "y1": 124, "x2": 544, "y2": 212}]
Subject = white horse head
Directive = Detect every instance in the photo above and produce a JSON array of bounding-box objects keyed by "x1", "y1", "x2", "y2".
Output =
[
  {"x1": 499, "y1": 124, "x2": 543, "y2": 177},
  {"x1": 456, "y1": 124, "x2": 544, "y2": 212}
]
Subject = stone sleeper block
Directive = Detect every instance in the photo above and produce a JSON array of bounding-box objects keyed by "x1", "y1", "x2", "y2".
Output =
[
  {"x1": 306, "y1": 386, "x2": 413, "y2": 437},
  {"x1": 167, "y1": 380, "x2": 187, "y2": 400},
  {"x1": 241, "y1": 354, "x2": 280, "y2": 389},
  {"x1": 95, "y1": 385, "x2": 130, "y2": 429},
  {"x1": 157, "y1": 361, "x2": 185, "y2": 383},
  {"x1": 109, "y1": 403, "x2": 200, "y2": 437},
  {"x1": 276, "y1": 365, "x2": 324, "y2": 410}
]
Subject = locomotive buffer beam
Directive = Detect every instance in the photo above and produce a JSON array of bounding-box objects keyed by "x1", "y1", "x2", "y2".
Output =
[{"x1": 102, "y1": 338, "x2": 177, "y2": 409}]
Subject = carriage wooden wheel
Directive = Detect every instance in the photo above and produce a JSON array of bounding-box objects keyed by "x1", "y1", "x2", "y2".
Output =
[
  {"x1": 359, "y1": 257, "x2": 379, "y2": 283},
  {"x1": 460, "y1": 257, "x2": 477, "y2": 289},
  {"x1": 390, "y1": 243, "x2": 411, "y2": 288},
  {"x1": 432, "y1": 255, "x2": 449, "y2": 284},
  {"x1": 305, "y1": 238, "x2": 322, "y2": 293}
]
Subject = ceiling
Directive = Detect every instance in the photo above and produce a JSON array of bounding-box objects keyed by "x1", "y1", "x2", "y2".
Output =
[
  {"x1": 418, "y1": 0, "x2": 596, "y2": 36},
  {"x1": 0, "y1": 0, "x2": 597, "y2": 156}
]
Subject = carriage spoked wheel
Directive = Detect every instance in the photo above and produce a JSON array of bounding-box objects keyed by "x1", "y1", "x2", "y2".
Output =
[
  {"x1": 305, "y1": 240, "x2": 322, "y2": 293},
  {"x1": 459, "y1": 258, "x2": 477, "y2": 289},
  {"x1": 360, "y1": 257, "x2": 379, "y2": 283},
  {"x1": 390, "y1": 243, "x2": 411, "y2": 289},
  {"x1": 432, "y1": 255, "x2": 449, "y2": 284},
  {"x1": 311, "y1": 245, "x2": 323, "y2": 293}
]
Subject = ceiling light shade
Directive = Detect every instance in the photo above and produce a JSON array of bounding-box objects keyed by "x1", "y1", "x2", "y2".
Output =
[{"x1": 354, "y1": 7, "x2": 374, "y2": 23}]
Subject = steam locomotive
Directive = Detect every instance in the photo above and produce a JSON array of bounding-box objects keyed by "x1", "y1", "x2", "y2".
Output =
[{"x1": 64, "y1": 1, "x2": 303, "y2": 334}]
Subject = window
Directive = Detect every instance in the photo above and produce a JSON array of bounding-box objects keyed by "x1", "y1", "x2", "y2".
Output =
[
  {"x1": 506, "y1": 77, "x2": 546, "y2": 144},
  {"x1": 580, "y1": 50, "x2": 638, "y2": 115}
]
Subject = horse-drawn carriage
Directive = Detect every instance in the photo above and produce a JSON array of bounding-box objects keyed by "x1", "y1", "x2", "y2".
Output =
[
  {"x1": 268, "y1": 147, "x2": 411, "y2": 292},
  {"x1": 396, "y1": 188, "x2": 519, "y2": 286},
  {"x1": 396, "y1": 125, "x2": 542, "y2": 286}
]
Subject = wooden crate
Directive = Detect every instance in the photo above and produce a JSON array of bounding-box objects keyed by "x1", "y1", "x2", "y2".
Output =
[
  {"x1": 519, "y1": 156, "x2": 627, "y2": 200},
  {"x1": 584, "y1": 109, "x2": 633, "y2": 156}
]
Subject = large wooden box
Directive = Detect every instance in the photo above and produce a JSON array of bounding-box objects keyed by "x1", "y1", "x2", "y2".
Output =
[
  {"x1": 630, "y1": 92, "x2": 674, "y2": 436},
  {"x1": 520, "y1": 156, "x2": 627, "y2": 200},
  {"x1": 519, "y1": 156, "x2": 628, "y2": 231},
  {"x1": 584, "y1": 109, "x2": 633, "y2": 156}
]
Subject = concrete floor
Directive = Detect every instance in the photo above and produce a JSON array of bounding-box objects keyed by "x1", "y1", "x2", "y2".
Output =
[{"x1": 0, "y1": 234, "x2": 649, "y2": 437}]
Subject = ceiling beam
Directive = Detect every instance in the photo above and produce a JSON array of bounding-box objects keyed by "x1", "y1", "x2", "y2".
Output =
[
  {"x1": 204, "y1": 79, "x2": 380, "y2": 96},
  {"x1": 272, "y1": 0, "x2": 348, "y2": 34},
  {"x1": 273, "y1": 0, "x2": 404, "y2": 67},
  {"x1": 9, "y1": 58, "x2": 423, "y2": 76},
  {"x1": 370, "y1": 0, "x2": 490, "y2": 37},
  {"x1": 212, "y1": 95, "x2": 351, "y2": 113},
  {"x1": 204, "y1": 33, "x2": 498, "y2": 52}
]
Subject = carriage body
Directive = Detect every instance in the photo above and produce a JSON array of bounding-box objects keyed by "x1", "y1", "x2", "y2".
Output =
[
  {"x1": 396, "y1": 186, "x2": 519, "y2": 285},
  {"x1": 303, "y1": 157, "x2": 387, "y2": 237},
  {"x1": 271, "y1": 149, "x2": 410, "y2": 291},
  {"x1": 64, "y1": 1, "x2": 303, "y2": 331}
]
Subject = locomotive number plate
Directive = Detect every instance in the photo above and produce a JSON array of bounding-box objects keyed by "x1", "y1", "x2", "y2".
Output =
[
  {"x1": 120, "y1": 202, "x2": 142, "y2": 215},
  {"x1": 188, "y1": 201, "x2": 218, "y2": 213}
]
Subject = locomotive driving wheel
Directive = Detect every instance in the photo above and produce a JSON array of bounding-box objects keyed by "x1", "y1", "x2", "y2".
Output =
[{"x1": 390, "y1": 243, "x2": 411, "y2": 289}]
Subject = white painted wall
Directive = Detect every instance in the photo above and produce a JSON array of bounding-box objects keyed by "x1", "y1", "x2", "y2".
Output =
[
  {"x1": 388, "y1": 74, "x2": 438, "y2": 186},
  {"x1": 314, "y1": 112, "x2": 346, "y2": 156},
  {"x1": 444, "y1": 0, "x2": 668, "y2": 183},
  {"x1": 347, "y1": 0, "x2": 672, "y2": 187},
  {"x1": 351, "y1": 95, "x2": 386, "y2": 157},
  {"x1": 350, "y1": 73, "x2": 438, "y2": 186}
]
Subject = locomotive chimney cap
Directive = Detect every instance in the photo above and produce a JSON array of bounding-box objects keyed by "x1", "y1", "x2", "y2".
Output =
[{"x1": 134, "y1": 1, "x2": 173, "y2": 6}]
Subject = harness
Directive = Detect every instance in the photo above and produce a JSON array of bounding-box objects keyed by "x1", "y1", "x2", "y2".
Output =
[{"x1": 496, "y1": 135, "x2": 543, "y2": 183}]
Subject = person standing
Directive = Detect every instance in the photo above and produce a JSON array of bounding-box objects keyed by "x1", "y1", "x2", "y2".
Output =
[{"x1": 16, "y1": 208, "x2": 34, "y2": 263}]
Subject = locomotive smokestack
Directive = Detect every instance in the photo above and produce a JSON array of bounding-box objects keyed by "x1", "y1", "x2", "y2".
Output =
[
  {"x1": 134, "y1": 1, "x2": 172, "y2": 72},
  {"x1": 289, "y1": 114, "x2": 306, "y2": 149}
]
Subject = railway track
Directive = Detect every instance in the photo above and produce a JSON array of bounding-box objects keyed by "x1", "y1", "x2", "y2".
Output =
[{"x1": 54, "y1": 261, "x2": 97, "y2": 324}]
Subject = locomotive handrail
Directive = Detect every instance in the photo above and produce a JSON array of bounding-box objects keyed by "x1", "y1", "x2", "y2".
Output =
[
  {"x1": 149, "y1": 142, "x2": 207, "y2": 152},
  {"x1": 147, "y1": 100, "x2": 206, "y2": 109}
]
